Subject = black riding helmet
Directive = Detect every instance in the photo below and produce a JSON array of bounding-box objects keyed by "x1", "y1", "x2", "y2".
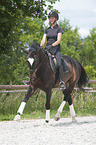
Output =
[{"x1": 48, "y1": 11, "x2": 59, "y2": 20}]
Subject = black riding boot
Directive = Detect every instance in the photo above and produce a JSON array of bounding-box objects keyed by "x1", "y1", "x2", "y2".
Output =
[{"x1": 59, "y1": 66, "x2": 66, "y2": 90}]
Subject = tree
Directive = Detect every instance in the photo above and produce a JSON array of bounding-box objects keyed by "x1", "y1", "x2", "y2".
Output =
[
  {"x1": 59, "y1": 19, "x2": 82, "y2": 61},
  {"x1": 0, "y1": 0, "x2": 59, "y2": 53},
  {"x1": 79, "y1": 27, "x2": 96, "y2": 78},
  {"x1": 79, "y1": 27, "x2": 96, "y2": 66},
  {"x1": 0, "y1": 18, "x2": 45, "y2": 84},
  {"x1": 12, "y1": 18, "x2": 45, "y2": 84},
  {"x1": 0, "y1": 0, "x2": 59, "y2": 84}
]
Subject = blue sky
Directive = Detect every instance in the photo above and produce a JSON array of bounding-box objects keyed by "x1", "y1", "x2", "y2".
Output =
[{"x1": 46, "y1": 0, "x2": 96, "y2": 38}]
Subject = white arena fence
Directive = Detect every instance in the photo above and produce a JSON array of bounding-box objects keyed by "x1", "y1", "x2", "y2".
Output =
[{"x1": 0, "y1": 80, "x2": 96, "y2": 93}]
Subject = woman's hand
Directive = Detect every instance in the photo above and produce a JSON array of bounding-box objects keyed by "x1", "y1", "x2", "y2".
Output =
[{"x1": 46, "y1": 45, "x2": 52, "y2": 50}]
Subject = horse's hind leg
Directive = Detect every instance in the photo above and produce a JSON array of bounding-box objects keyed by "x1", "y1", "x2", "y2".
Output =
[
  {"x1": 68, "y1": 94, "x2": 77, "y2": 122},
  {"x1": 54, "y1": 96, "x2": 66, "y2": 121},
  {"x1": 14, "y1": 86, "x2": 33, "y2": 121},
  {"x1": 54, "y1": 88, "x2": 72, "y2": 121},
  {"x1": 54, "y1": 91, "x2": 77, "y2": 122}
]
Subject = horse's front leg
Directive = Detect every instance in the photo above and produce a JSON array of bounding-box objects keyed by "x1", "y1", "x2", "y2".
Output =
[
  {"x1": 14, "y1": 85, "x2": 34, "y2": 121},
  {"x1": 45, "y1": 90, "x2": 51, "y2": 123}
]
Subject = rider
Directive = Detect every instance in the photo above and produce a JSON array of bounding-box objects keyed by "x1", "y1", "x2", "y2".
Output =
[{"x1": 40, "y1": 11, "x2": 66, "y2": 89}]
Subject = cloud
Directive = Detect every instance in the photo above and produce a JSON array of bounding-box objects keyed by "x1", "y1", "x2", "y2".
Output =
[
  {"x1": 78, "y1": 29, "x2": 90, "y2": 37},
  {"x1": 93, "y1": 8, "x2": 96, "y2": 13},
  {"x1": 52, "y1": 0, "x2": 96, "y2": 37}
]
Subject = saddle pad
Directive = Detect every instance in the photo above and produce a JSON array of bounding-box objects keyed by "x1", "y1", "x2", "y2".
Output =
[
  {"x1": 61, "y1": 57, "x2": 69, "y2": 72},
  {"x1": 49, "y1": 55, "x2": 69, "y2": 73},
  {"x1": 49, "y1": 55, "x2": 56, "y2": 73}
]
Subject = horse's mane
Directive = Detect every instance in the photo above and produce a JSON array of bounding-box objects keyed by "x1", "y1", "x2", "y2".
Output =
[
  {"x1": 30, "y1": 42, "x2": 46, "y2": 56},
  {"x1": 31, "y1": 42, "x2": 40, "y2": 49}
]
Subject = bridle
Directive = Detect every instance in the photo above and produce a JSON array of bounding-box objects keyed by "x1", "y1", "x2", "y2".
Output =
[
  {"x1": 28, "y1": 54, "x2": 39, "y2": 73},
  {"x1": 26, "y1": 48, "x2": 51, "y2": 84},
  {"x1": 28, "y1": 50, "x2": 46, "y2": 74},
  {"x1": 27, "y1": 50, "x2": 47, "y2": 84}
]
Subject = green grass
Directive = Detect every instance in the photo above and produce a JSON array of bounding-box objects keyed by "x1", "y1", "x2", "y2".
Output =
[
  {"x1": 0, "y1": 110, "x2": 95, "y2": 122},
  {"x1": 0, "y1": 89, "x2": 96, "y2": 121}
]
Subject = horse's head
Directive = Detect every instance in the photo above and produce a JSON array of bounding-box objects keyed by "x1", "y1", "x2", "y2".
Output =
[
  {"x1": 22, "y1": 42, "x2": 45, "y2": 72},
  {"x1": 28, "y1": 42, "x2": 40, "y2": 58},
  {"x1": 26, "y1": 42, "x2": 41, "y2": 72}
]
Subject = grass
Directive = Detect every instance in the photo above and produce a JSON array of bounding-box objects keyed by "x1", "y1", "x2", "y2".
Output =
[
  {"x1": 0, "y1": 110, "x2": 95, "y2": 122},
  {"x1": 0, "y1": 89, "x2": 96, "y2": 121}
]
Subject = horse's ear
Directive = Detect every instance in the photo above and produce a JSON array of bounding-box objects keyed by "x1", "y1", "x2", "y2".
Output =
[
  {"x1": 21, "y1": 48, "x2": 29, "y2": 54},
  {"x1": 36, "y1": 43, "x2": 41, "y2": 51}
]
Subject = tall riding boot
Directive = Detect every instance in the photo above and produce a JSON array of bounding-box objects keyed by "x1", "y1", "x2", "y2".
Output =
[{"x1": 59, "y1": 66, "x2": 66, "y2": 90}]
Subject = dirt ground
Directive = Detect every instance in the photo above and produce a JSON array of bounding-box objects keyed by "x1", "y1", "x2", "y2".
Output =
[{"x1": 0, "y1": 116, "x2": 96, "y2": 145}]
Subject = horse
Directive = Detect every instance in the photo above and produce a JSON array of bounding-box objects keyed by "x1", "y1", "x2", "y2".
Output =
[{"x1": 14, "y1": 42, "x2": 88, "y2": 122}]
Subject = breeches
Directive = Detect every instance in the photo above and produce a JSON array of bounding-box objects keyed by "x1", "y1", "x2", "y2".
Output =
[{"x1": 56, "y1": 52, "x2": 61, "y2": 68}]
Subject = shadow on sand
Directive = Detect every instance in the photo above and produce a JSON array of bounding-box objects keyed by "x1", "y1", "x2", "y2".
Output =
[{"x1": 50, "y1": 117, "x2": 96, "y2": 127}]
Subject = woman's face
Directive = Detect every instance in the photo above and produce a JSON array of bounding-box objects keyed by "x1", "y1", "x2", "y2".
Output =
[{"x1": 49, "y1": 17, "x2": 56, "y2": 25}]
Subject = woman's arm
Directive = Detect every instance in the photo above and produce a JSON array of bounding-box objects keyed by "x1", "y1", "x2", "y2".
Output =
[
  {"x1": 40, "y1": 34, "x2": 47, "y2": 47},
  {"x1": 52, "y1": 33, "x2": 62, "y2": 46}
]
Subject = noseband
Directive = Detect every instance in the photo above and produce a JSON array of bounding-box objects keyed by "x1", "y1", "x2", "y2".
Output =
[
  {"x1": 28, "y1": 52, "x2": 46, "y2": 73},
  {"x1": 28, "y1": 54, "x2": 39, "y2": 73}
]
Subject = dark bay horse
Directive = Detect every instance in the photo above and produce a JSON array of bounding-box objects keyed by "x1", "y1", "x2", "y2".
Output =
[{"x1": 14, "y1": 42, "x2": 88, "y2": 122}]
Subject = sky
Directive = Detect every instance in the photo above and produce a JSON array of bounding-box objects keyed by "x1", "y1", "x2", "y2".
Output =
[{"x1": 46, "y1": 0, "x2": 96, "y2": 38}]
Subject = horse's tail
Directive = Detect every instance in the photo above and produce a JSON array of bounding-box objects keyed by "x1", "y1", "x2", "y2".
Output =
[{"x1": 77, "y1": 61, "x2": 89, "y2": 91}]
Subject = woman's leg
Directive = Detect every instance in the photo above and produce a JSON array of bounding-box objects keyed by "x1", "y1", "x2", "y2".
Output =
[{"x1": 56, "y1": 52, "x2": 66, "y2": 89}]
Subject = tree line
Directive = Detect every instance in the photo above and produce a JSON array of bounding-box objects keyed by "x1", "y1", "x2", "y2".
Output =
[{"x1": 0, "y1": 0, "x2": 96, "y2": 85}]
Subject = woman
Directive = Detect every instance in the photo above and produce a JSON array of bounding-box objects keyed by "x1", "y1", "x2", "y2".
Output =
[{"x1": 40, "y1": 11, "x2": 66, "y2": 89}]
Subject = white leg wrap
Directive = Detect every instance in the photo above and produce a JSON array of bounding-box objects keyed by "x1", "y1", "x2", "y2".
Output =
[
  {"x1": 46, "y1": 110, "x2": 50, "y2": 121},
  {"x1": 58, "y1": 101, "x2": 66, "y2": 113},
  {"x1": 69, "y1": 104, "x2": 75, "y2": 117},
  {"x1": 17, "y1": 102, "x2": 26, "y2": 115}
]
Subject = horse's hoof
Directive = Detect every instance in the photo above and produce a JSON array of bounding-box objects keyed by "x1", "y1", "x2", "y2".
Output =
[
  {"x1": 54, "y1": 116, "x2": 60, "y2": 121},
  {"x1": 54, "y1": 112, "x2": 60, "y2": 121},
  {"x1": 45, "y1": 120, "x2": 49, "y2": 123},
  {"x1": 72, "y1": 117, "x2": 77, "y2": 123},
  {"x1": 14, "y1": 114, "x2": 21, "y2": 121}
]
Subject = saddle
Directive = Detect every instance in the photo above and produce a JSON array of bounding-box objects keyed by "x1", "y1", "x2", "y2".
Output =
[{"x1": 48, "y1": 53, "x2": 69, "y2": 73}]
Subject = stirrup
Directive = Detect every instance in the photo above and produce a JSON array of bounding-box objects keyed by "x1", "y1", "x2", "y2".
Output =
[{"x1": 59, "y1": 81, "x2": 66, "y2": 90}]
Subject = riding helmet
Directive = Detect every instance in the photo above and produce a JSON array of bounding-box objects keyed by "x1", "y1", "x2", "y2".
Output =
[{"x1": 48, "y1": 11, "x2": 59, "y2": 20}]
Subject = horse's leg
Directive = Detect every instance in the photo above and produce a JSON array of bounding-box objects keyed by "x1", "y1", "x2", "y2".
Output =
[
  {"x1": 54, "y1": 88, "x2": 75, "y2": 121},
  {"x1": 45, "y1": 90, "x2": 51, "y2": 123},
  {"x1": 54, "y1": 101, "x2": 66, "y2": 121},
  {"x1": 14, "y1": 86, "x2": 34, "y2": 121},
  {"x1": 68, "y1": 94, "x2": 77, "y2": 122},
  {"x1": 54, "y1": 94, "x2": 66, "y2": 121}
]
